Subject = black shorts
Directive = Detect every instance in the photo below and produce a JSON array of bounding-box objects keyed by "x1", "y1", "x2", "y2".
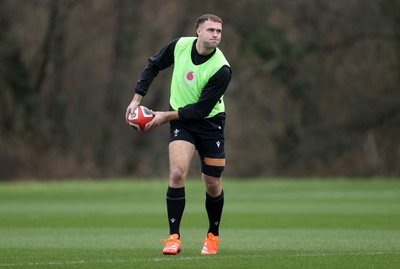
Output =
[{"x1": 169, "y1": 118, "x2": 225, "y2": 177}]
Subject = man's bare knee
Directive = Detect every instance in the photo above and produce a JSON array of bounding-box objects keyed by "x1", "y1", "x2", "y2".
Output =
[
  {"x1": 169, "y1": 167, "x2": 186, "y2": 188},
  {"x1": 202, "y1": 175, "x2": 222, "y2": 197}
]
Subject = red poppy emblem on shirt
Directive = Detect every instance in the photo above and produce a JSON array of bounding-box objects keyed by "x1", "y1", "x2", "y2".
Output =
[{"x1": 185, "y1": 71, "x2": 195, "y2": 83}]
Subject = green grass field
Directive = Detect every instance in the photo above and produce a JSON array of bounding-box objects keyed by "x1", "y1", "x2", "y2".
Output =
[{"x1": 0, "y1": 178, "x2": 399, "y2": 269}]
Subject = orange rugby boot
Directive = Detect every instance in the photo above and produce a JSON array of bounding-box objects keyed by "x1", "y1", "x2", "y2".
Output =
[
  {"x1": 161, "y1": 234, "x2": 181, "y2": 255},
  {"x1": 201, "y1": 232, "x2": 219, "y2": 255}
]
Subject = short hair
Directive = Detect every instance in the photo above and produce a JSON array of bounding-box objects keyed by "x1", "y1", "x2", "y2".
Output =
[{"x1": 195, "y1": 14, "x2": 222, "y2": 30}]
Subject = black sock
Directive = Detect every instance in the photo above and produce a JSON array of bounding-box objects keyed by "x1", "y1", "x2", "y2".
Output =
[
  {"x1": 205, "y1": 190, "x2": 224, "y2": 236},
  {"x1": 166, "y1": 186, "x2": 185, "y2": 237}
]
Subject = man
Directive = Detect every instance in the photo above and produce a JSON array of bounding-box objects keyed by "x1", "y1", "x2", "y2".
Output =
[{"x1": 125, "y1": 14, "x2": 231, "y2": 255}]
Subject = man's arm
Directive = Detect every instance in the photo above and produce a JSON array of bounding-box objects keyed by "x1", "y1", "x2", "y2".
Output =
[
  {"x1": 126, "y1": 38, "x2": 179, "y2": 123},
  {"x1": 178, "y1": 65, "x2": 232, "y2": 122},
  {"x1": 146, "y1": 65, "x2": 231, "y2": 128},
  {"x1": 134, "y1": 38, "x2": 179, "y2": 96}
]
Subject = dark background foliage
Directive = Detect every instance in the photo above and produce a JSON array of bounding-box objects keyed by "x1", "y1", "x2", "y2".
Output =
[{"x1": 1, "y1": 0, "x2": 399, "y2": 180}]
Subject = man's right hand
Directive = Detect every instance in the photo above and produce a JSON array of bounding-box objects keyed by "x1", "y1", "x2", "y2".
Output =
[{"x1": 125, "y1": 93, "x2": 143, "y2": 124}]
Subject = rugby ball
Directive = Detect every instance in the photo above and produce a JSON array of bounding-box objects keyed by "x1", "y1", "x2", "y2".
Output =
[{"x1": 128, "y1": 105, "x2": 154, "y2": 132}]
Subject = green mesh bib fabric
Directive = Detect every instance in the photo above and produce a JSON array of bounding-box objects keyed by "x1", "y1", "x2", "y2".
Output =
[{"x1": 170, "y1": 37, "x2": 230, "y2": 118}]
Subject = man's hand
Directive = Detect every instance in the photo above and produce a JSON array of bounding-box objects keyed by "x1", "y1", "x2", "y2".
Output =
[
  {"x1": 148, "y1": 110, "x2": 180, "y2": 129},
  {"x1": 125, "y1": 94, "x2": 143, "y2": 124}
]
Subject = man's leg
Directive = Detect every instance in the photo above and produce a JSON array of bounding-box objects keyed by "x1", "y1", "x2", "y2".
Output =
[
  {"x1": 167, "y1": 140, "x2": 195, "y2": 235},
  {"x1": 166, "y1": 140, "x2": 195, "y2": 235},
  {"x1": 202, "y1": 174, "x2": 224, "y2": 236},
  {"x1": 201, "y1": 174, "x2": 224, "y2": 255},
  {"x1": 162, "y1": 140, "x2": 195, "y2": 255}
]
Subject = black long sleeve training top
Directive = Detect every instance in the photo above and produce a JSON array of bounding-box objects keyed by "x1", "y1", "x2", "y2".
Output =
[{"x1": 134, "y1": 38, "x2": 232, "y2": 123}]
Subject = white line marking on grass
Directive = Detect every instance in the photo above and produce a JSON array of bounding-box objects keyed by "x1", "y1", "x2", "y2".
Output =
[
  {"x1": 1, "y1": 251, "x2": 399, "y2": 267},
  {"x1": 292, "y1": 251, "x2": 400, "y2": 257}
]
